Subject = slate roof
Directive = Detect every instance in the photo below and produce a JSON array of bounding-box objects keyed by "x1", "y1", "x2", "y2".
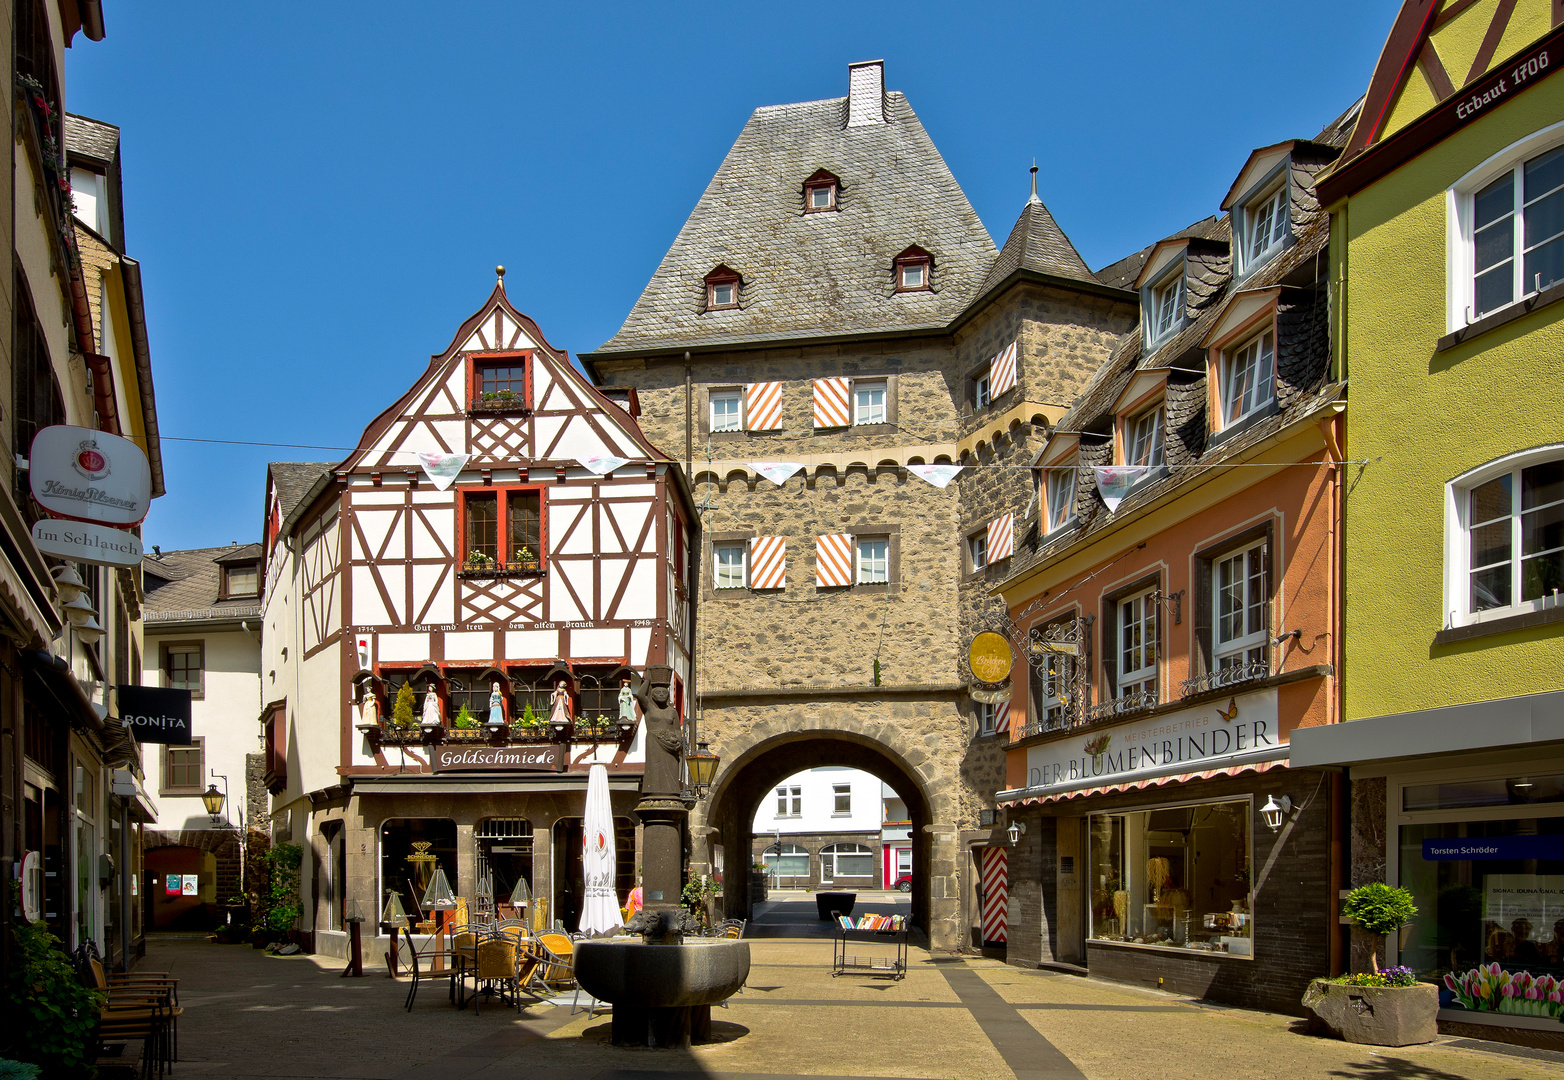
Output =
[
  {"x1": 143, "y1": 544, "x2": 262, "y2": 625},
  {"x1": 595, "y1": 91, "x2": 997, "y2": 355},
  {"x1": 64, "y1": 113, "x2": 118, "y2": 164},
  {"x1": 270, "y1": 462, "x2": 333, "y2": 520},
  {"x1": 975, "y1": 194, "x2": 1097, "y2": 299}
]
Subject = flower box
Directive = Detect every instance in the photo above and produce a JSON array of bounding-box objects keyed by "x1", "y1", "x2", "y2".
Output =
[{"x1": 1302, "y1": 979, "x2": 1438, "y2": 1046}]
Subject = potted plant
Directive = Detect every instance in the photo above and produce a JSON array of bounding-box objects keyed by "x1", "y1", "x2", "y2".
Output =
[
  {"x1": 393, "y1": 683, "x2": 418, "y2": 730},
  {"x1": 1302, "y1": 884, "x2": 1436, "y2": 1046},
  {"x1": 464, "y1": 549, "x2": 494, "y2": 572},
  {"x1": 511, "y1": 545, "x2": 539, "y2": 571}
]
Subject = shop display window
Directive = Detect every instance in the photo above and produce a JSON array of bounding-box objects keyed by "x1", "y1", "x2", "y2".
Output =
[
  {"x1": 1398, "y1": 812, "x2": 1564, "y2": 1019},
  {"x1": 380, "y1": 818, "x2": 457, "y2": 925},
  {"x1": 1089, "y1": 798, "x2": 1252, "y2": 954}
]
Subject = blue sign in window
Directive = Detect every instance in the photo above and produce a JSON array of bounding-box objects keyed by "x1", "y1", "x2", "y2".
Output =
[{"x1": 1422, "y1": 836, "x2": 1564, "y2": 860}]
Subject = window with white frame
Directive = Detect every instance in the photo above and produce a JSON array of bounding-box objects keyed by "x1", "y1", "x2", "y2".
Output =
[
  {"x1": 1220, "y1": 330, "x2": 1276, "y2": 426},
  {"x1": 976, "y1": 701, "x2": 998, "y2": 735},
  {"x1": 968, "y1": 530, "x2": 988, "y2": 571},
  {"x1": 763, "y1": 842, "x2": 809, "y2": 879},
  {"x1": 710, "y1": 390, "x2": 742, "y2": 432},
  {"x1": 775, "y1": 785, "x2": 801, "y2": 817},
  {"x1": 1453, "y1": 451, "x2": 1564, "y2": 621},
  {"x1": 854, "y1": 379, "x2": 887, "y2": 425},
  {"x1": 856, "y1": 537, "x2": 889, "y2": 584},
  {"x1": 973, "y1": 372, "x2": 992, "y2": 410},
  {"x1": 1240, "y1": 180, "x2": 1289, "y2": 272},
  {"x1": 713, "y1": 543, "x2": 746, "y2": 589},
  {"x1": 1127, "y1": 407, "x2": 1165, "y2": 468},
  {"x1": 1214, "y1": 542, "x2": 1268, "y2": 676},
  {"x1": 1118, "y1": 589, "x2": 1157, "y2": 700},
  {"x1": 832, "y1": 783, "x2": 851, "y2": 815},
  {"x1": 1148, "y1": 265, "x2": 1184, "y2": 342},
  {"x1": 1468, "y1": 143, "x2": 1564, "y2": 319},
  {"x1": 1045, "y1": 467, "x2": 1077, "y2": 533}
]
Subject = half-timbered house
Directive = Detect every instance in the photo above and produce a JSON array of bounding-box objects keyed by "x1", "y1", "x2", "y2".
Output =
[{"x1": 260, "y1": 273, "x2": 695, "y2": 954}]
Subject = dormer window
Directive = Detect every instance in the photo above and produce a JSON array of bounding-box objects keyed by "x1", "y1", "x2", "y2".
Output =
[
  {"x1": 222, "y1": 563, "x2": 259, "y2": 598},
  {"x1": 1146, "y1": 263, "x2": 1185, "y2": 344},
  {"x1": 1044, "y1": 466, "x2": 1077, "y2": 533},
  {"x1": 893, "y1": 246, "x2": 932, "y2": 292},
  {"x1": 1126, "y1": 406, "x2": 1165, "y2": 468},
  {"x1": 704, "y1": 264, "x2": 741, "y2": 311},
  {"x1": 1219, "y1": 330, "x2": 1275, "y2": 426},
  {"x1": 803, "y1": 168, "x2": 839, "y2": 212},
  {"x1": 1239, "y1": 179, "x2": 1289, "y2": 273}
]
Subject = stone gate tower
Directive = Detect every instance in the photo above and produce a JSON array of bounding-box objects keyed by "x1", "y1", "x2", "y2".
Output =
[{"x1": 584, "y1": 61, "x2": 1136, "y2": 950}]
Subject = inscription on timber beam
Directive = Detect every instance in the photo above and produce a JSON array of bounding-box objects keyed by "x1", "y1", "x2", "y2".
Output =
[{"x1": 432, "y1": 744, "x2": 565, "y2": 773}]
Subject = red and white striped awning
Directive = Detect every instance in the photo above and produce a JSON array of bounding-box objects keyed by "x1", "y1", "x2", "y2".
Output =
[{"x1": 999, "y1": 756, "x2": 1286, "y2": 807}]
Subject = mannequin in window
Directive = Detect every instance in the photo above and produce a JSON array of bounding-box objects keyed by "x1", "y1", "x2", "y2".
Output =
[
  {"x1": 422, "y1": 682, "x2": 442, "y2": 727},
  {"x1": 549, "y1": 677, "x2": 572, "y2": 728}
]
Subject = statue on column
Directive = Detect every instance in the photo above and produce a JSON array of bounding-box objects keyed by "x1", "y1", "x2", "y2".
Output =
[
  {"x1": 618, "y1": 678, "x2": 636, "y2": 725},
  {"x1": 548, "y1": 676, "x2": 573, "y2": 728},
  {"x1": 421, "y1": 682, "x2": 442, "y2": 727},
  {"x1": 359, "y1": 689, "x2": 379, "y2": 728},
  {"x1": 487, "y1": 680, "x2": 505, "y2": 726}
]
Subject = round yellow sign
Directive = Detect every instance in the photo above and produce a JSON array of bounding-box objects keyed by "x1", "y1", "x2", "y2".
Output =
[{"x1": 968, "y1": 631, "x2": 1013, "y2": 685}]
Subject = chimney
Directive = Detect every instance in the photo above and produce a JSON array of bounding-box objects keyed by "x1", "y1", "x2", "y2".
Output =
[{"x1": 847, "y1": 60, "x2": 885, "y2": 127}]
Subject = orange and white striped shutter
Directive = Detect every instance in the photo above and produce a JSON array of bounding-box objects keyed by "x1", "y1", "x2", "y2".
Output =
[
  {"x1": 815, "y1": 534, "x2": 854, "y2": 587},
  {"x1": 812, "y1": 377, "x2": 851, "y2": 429},
  {"x1": 987, "y1": 513, "x2": 1015, "y2": 561},
  {"x1": 989, "y1": 342, "x2": 1018, "y2": 397},
  {"x1": 749, "y1": 536, "x2": 786, "y2": 590},
  {"x1": 746, "y1": 382, "x2": 783, "y2": 431},
  {"x1": 993, "y1": 699, "x2": 1010, "y2": 733}
]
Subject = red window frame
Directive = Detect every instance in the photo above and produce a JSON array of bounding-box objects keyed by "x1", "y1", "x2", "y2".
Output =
[
  {"x1": 467, "y1": 350, "x2": 533, "y2": 411},
  {"x1": 459, "y1": 484, "x2": 547, "y2": 571},
  {"x1": 803, "y1": 168, "x2": 840, "y2": 212},
  {"x1": 893, "y1": 245, "x2": 933, "y2": 292},
  {"x1": 703, "y1": 264, "x2": 741, "y2": 311}
]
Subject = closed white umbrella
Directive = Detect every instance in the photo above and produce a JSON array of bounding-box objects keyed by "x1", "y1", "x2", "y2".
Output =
[{"x1": 578, "y1": 764, "x2": 623, "y2": 937}]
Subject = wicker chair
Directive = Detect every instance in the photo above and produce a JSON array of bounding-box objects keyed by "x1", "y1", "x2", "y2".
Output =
[
  {"x1": 89, "y1": 959, "x2": 176, "y2": 1078},
  {"x1": 528, "y1": 932, "x2": 575, "y2": 995}
]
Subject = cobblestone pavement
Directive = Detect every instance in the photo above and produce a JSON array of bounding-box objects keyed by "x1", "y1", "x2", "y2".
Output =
[{"x1": 125, "y1": 896, "x2": 1564, "y2": 1080}]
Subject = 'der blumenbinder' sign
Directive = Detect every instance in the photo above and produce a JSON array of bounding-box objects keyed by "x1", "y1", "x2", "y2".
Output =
[{"x1": 28, "y1": 426, "x2": 151, "y2": 567}]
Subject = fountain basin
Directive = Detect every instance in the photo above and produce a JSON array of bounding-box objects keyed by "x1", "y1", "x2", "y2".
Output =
[{"x1": 575, "y1": 937, "x2": 750, "y2": 1007}]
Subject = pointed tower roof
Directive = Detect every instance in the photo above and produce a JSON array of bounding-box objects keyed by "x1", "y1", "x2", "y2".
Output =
[
  {"x1": 975, "y1": 167, "x2": 1097, "y2": 299},
  {"x1": 592, "y1": 62, "x2": 996, "y2": 357}
]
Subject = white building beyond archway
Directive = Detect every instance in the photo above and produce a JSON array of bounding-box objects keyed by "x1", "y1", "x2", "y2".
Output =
[{"x1": 749, "y1": 767, "x2": 910, "y2": 890}]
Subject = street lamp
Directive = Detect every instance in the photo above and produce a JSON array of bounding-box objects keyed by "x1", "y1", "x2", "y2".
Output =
[
  {"x1": 1007, "y1": 819, "x2": 1027, "y2": 846},
  {"x1": 1260, "y1": 794, "x2": 1292, "y2": 832},
  {"x1": 685, "y1": 739, "x2": 720, "y2": 797},
  {"x1": 201, "y1": 784, "x2": 225, "y2": 824}
]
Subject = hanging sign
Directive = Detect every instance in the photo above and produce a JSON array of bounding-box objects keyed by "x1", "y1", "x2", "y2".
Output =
[
  {"x1": 117, "y1": 685, "x2": 193, "y2": 745},
  {"x1": 968, "y1": 631, "x2": 1014, "y2": 684},
  {"x1": 31, "y1": 518, "x2": 143, "y2": 567},
  {"x1": 415, "y1": 452, "x2": 468, "y2": 490},
  {"x1": 29, "y1": 426, "x2": 152, "y2": 525},
  {"x1": 432, "y1": 743, "x2": 565, "y2": 773}
]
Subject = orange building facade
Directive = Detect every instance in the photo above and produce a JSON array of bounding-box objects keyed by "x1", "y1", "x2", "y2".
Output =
[{"x1": 989, "y1": 120, "x2": 1353, "y2": 1013}]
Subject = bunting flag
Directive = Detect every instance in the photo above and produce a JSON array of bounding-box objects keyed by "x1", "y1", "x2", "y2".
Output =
[
  {"x1": 813, "y1": 377, "x2": 851, "y2": 428},
  {"x1": 907, "y1": 463, "x2": 964, "y2": 488},
  {"x1": 815, "y1": 534, "x2": 854, "y2": 587},
  {"x1": 987, "y1": 512, "x2": 1015, "y2": 561},
  {"x1": 416, "y1": 452, "x2": 469, "y2": 490},
  {"x1": 580, "y1": 455, "x2": 631, "y2": 476},
  {"x1": 750, "y1": 461, "x2": 804, "y2": 486},
  {"x1": 989, "y1": 342, "x2": 1018, "y2": 397},
  {"x1": 1094, "y1": 465, "x2": 1157, "y2": 512},
  {"x1": 746, "y1": 382, "x2": 784, "y2": 430},
  {"x1": 749, "y1": 536, "x2": 786, "y2": 589}
]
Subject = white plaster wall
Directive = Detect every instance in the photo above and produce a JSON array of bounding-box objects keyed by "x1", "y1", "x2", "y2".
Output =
[
  {"x1": 140, "y1": 629, "x2": 262, "y2": 832},
  {"x1": 751, "y1": 767, "x2": 887, "y2": 835}
]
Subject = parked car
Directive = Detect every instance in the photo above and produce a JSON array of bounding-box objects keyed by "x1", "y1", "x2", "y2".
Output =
[{"x1": 894, "y1": 875, "x2": 912, "y2": 892}]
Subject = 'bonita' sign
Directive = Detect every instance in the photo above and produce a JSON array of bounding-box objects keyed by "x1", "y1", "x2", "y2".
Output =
[{"x1": 1025, "y1": 688, "x2": 1281, "y2": 791}]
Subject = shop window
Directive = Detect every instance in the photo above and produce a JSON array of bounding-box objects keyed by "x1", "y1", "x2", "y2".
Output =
[
  {"x1": 552, "y1": 816, "x2": 634, "y2": 933},
  {"x1": 474, "y1": 818, "x2": 533, "y2": 917},
  {"x1": 821, "y1": 842, "x2": 875, "y2": 882},
  {"x1": 1089, "y1": 799, "x2": 1253, "y2": 955},
  {"x1": 380, "y1": 818, "x2": 457, "y2": 924},
  {"x1": 1398, "y1": 810, "x2": 1564, "y2": 1002},
  {"x1": 1403, "y1": 773, "x2": 1564, "y2": 811},
  {"x1": 762, "y1": 842, "x2": 810, "y2": 882}
]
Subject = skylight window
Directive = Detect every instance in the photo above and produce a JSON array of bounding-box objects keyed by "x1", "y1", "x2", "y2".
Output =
[
  {"x1": 893, "y1": 246, "x2": 933, "y2": 292},
  {"x1": 803, "y1": 169, "x2": 840, "y2": 213}
]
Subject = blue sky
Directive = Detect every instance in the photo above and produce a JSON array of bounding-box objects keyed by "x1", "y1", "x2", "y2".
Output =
[{"x1": 68, "y1": 1, "x2": 1394, "y2": 551}]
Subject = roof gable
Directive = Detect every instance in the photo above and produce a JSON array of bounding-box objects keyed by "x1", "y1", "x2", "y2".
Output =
[
  {"x1": 977, "y1": 192, "x2": 1097, "y2": 298},
  {"x1": 594, "y1": 84, "x2": 996, "y2": 355}
]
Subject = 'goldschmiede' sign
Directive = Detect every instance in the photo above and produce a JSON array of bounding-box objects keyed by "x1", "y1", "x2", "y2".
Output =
[
  {"x1": 432, "y1": 744, "x2": 565, "y2": 773},
  {"x1": 1024, "y1": 688, "x2": 1280, "y2": 791}
]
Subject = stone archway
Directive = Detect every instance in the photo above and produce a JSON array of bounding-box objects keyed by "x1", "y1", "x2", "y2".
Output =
[{"x1": 694, "y1": 722, "x2": 959, "y2": 950}]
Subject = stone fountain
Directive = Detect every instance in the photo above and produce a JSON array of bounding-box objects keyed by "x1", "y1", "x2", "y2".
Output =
[{"x1": 573, "y1": 665, "x2": 750, "y2": 1048}]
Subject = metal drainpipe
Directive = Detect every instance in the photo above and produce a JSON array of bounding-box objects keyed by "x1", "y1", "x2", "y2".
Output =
[
  {"x1": 118, "y1": 798, "x2": 131, "y2": 972},
  {"x1": 683, "y1": 353, "x2": 692, "y2": 472}
]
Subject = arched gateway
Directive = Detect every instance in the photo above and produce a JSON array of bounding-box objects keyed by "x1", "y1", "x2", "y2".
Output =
[{"x1": 692, "y1": 721, "x2": 957, "y2": 949}]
